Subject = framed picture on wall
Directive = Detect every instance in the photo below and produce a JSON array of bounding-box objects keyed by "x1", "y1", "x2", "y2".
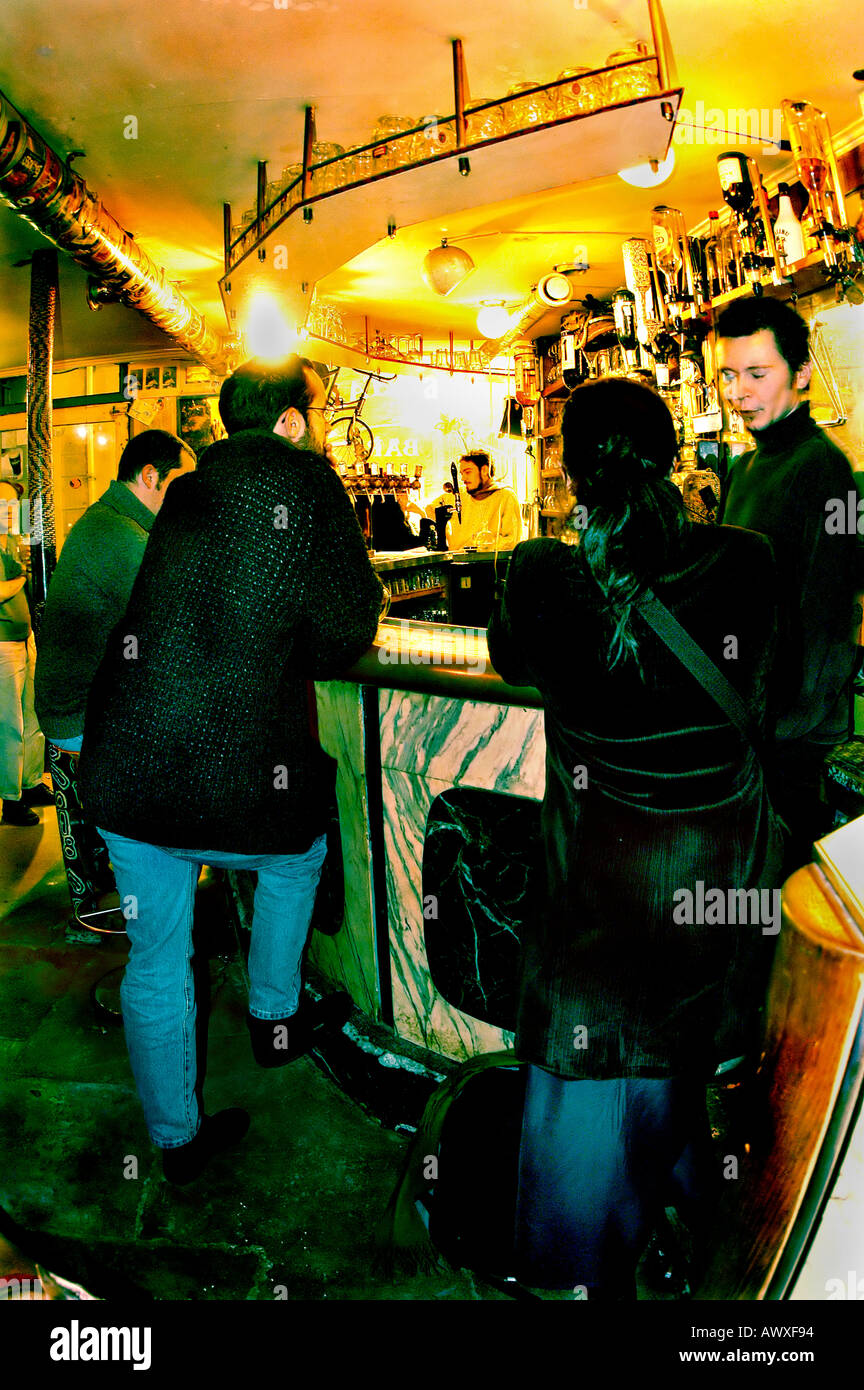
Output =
[
  {"x1": 144, "y1": 368, "x2": 161, "y2": 392},
  {"x1": 178, "y1": 396, "x2": 218, "y2": 458},
  {"x1": 161, "y1": 366, "x2": 177, "y2": 389}
]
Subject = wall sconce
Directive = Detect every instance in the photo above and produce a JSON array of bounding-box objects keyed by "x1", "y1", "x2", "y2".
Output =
[{"x1": 421, "y1": 238, "x2": 475, "y2": 296}]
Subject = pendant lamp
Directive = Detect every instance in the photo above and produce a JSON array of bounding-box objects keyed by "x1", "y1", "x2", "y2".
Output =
[{"x1": 421, "y1": 238, "x2": 475, "y2": 297}]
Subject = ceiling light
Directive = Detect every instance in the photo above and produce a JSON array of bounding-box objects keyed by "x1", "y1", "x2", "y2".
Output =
[
  {"x1": 421, "y1": 239, "x2": 475, "y2": 297},
  {"x1": 617, "y1": 148, "x2": 676, "y2": 188},
  {"x1": 244, "y1": 291, "x2": 298, "y2": 361},
  {"x1": 476, "y1": 303, "x2": 514, "y2": 338}
]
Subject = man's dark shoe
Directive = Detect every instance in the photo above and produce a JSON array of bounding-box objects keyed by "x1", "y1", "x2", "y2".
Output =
[
  {"x1": 247, "y1": 992, "x2": 352, "y2": 1068},
  {"x1": 21, "y1": 782, "x2": 55, "y2": 807},
  {"x1": 1, "y1": 799, "x2": 39, "y2": 827},
  {"x1": 162, "y1": 1108, "x2": 250, "y2": 1185}
]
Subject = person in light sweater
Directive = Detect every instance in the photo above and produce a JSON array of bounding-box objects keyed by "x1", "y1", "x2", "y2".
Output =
[{"x1": 447, "y1": 452, "x2": 523, "y2": 552}]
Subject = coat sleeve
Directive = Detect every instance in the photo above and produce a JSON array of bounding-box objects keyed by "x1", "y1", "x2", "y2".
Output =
[
  {"x1": 293, "y1": 465, "x2": 384, "y2": 677},
  {"x1": 486, "y1": 541, "x2": 546, "y2": 687}
]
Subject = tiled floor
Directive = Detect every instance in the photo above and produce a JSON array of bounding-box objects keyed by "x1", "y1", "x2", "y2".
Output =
[{"x1": 0, "y1": 802, "x2": 505, "y2": 1301}]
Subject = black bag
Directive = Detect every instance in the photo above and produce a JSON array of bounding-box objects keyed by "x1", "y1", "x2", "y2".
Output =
[{"x1": 427, "y1": 1064, "x2": 526, "y2": 1275}]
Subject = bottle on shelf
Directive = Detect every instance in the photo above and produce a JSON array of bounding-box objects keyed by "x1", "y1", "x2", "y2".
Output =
[
  {"x1": 652, "y1": 206, "x2": 703, "y2": 321},
  {"x1": 716, "y1": 151, "x2": 783, "y2": 288},
  {"x1": 701, "y1": 210, "x2": 723, "y2": 298},
  {"x1": 781, "y1": 99, "x2": 850, "y2": 273},
  {"x1": 773, "y1": 183, "x2": 807, "y2": 271},
  {"x1": 612, "y1": 287, "x2": 640, "y2": 369}
]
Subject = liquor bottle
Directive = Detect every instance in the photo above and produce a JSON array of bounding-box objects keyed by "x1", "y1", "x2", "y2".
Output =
[
  {"x1": 716, "y1": 152, "x2": 754, "y2": 217},
  {"x1": 621, "y1": 237, "x2": 660, "y2": 346},
  {"x1": 651, "y1": 331, "x2": 678, "y2": 388},
  {"x1": 651, "y1": 206, "x2": 686, "y2": 312},
  {"x1": 717, "y1": 152, "x2": 773, "y2": 287},
  {"x1": 773, "y1": 183, "x2": 807, "y2": 270},
  {"x1": 781, "y1": 99, "x2": 849, "y2": 271},
  {"x1": 701, "y1": 210, "x2": 722, "y2": 298},
  {"x1": 612, "y1": 287, "x2": 639, "y2": 369}
]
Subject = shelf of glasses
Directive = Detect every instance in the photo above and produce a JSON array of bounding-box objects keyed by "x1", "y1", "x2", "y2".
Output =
[
  {"x1": 305, "y1": 331, "x2": 512, "y2": 377},
  {"x1": 226, "y1": 58, "x2": 672, "y2": 267},
  {"x1": 220, "y1": 87, "x2": 682, "y2": 341}
]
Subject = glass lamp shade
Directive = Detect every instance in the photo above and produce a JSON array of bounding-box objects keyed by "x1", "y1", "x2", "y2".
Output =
[
  {"x1": 617, "y1": 147, "x2": 676, "y2": 188},
  {"x1": 477, "y1": 304, "x2": 513, "y2": 338},
  {"x1": 421, "y1": 241, "x2": 475, "y2": 296}
]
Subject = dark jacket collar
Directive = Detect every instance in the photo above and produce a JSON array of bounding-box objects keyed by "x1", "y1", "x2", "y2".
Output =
[{"x1": 98, "y1": 479, "x2": 156, "y2": 532}]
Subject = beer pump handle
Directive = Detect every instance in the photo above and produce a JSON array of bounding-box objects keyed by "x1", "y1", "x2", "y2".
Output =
[{"x1": 450, "y1": 462, "x2": 462, "y2": 520}]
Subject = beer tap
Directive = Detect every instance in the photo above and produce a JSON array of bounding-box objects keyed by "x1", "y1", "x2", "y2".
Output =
[{"x1": 450, "y1": 462, "x2": 462, "y2": 521}]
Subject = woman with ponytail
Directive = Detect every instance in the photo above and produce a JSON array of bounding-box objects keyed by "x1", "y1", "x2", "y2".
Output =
[{"x1": 487, "y1": 377, "x2": 783, "y2": 1298}]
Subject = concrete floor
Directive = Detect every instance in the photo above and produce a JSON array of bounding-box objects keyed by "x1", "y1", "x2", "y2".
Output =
[{"x1": 0, "y1": 799, "x2": 507, "y2": 1302}]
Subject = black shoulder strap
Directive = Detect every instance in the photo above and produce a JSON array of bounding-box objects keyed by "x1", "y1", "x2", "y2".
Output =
[{"x1": 635, "y1": 587, "x2": 765, "y2": 764}]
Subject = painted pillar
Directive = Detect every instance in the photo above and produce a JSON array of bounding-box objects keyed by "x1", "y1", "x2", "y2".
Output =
[{"x1": 26, "y1": 247, "x2": 57, "y2": 626}]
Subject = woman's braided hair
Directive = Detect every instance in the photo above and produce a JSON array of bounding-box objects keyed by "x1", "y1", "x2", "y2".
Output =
[{"x1": 561, "y1": 378, "x2": 687, "y2": 674}]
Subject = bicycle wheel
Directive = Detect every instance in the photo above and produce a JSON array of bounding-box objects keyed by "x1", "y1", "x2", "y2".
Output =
[{"x1": 329, "y1": 415, "x2": 374, "y2": 471}]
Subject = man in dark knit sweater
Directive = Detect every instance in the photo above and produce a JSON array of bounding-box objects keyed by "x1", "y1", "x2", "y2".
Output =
[
  {"x1": 717, "y1": 297, "x2": 863, "y2": 869},
  {"x1": 34, "y1": 430, "x2": 195, "y2": 919},
  {"x1": 78, "y1": 356, "x2": 383, "y2": 1183}
]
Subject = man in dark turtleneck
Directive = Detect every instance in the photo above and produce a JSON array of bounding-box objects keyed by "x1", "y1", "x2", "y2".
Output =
[{"x1": 716, "y1": 296, "x2": 863, "y2": 869}]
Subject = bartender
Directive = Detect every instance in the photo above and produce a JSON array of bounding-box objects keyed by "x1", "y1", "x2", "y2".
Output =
[{"x1": 445, "y1": 452, "x2": 523, "y2": 551}]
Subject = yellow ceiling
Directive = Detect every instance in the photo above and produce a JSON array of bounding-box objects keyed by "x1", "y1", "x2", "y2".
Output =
[{"x1": 0, "y1": 0, "x2": 861, "y2": 371}]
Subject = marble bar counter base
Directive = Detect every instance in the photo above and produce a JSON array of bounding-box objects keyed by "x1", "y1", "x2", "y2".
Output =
[
  {"x1": 310, "y1": 621, "x2": 546, "y2": 1064},
  {"x1": 379, "y1": 689, "x2": 545, "y2": 1061},
  {"x1": 308, "y1": 680, "x2": 381, "y2": 1016}
]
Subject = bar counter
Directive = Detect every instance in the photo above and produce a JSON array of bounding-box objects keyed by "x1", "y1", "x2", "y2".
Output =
[
  {"x1": 370, "y1": 547, "x2": 516, "y2": 626},
  {"x1": 306, "y1": 616, "x2": 544, "y2": 1064}
]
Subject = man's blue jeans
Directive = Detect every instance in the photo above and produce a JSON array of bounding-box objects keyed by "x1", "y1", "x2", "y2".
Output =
[{"x1": 98, "y1": 828, "x2": 328, "y2": 1149}]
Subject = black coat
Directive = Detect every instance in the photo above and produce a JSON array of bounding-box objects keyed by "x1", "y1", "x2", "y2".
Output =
[
  {"x1": 79, "y1": 430, "x2": 383, "y2": 854},
  {"x1": 720, "y1": 403, "x2": 863, "y2": 742},
  {"x1": 486, "y1": 525, "x2": 784, "y2": 1079}
]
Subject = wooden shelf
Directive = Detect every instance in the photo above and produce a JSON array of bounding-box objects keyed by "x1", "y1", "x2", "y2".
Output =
[
  {"x1": 540, "y1": 425, "x2": 562, "y2": 438},
  {"x1": 541, "y1": 467, "x2": 564, "y2": 478}
]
